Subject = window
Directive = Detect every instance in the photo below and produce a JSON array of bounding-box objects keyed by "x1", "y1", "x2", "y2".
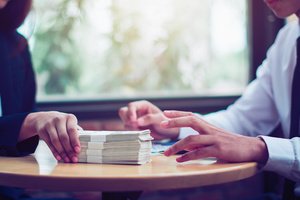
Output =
[{"x1": 25, "y1": 0, "x2": 249, "y2": 101}]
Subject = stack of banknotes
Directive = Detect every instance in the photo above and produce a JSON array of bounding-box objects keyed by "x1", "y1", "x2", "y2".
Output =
[{"x1": 78, "y1": 130, "x2": 153, "y2": 165}]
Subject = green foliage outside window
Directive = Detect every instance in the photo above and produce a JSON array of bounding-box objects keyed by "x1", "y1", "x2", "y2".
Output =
[{"x1": 29, "y1": 0, "x2": 248, "y2": 99}]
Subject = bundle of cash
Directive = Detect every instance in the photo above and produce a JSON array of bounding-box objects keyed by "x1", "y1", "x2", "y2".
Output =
[{"x1": 78, "y1": 130, "x2": 153, "y2": 165}]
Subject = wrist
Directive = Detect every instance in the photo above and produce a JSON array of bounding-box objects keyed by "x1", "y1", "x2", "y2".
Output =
[
  {"x1": 252, "y1": 137, "x2": 269, "y2": 164},
  {"x1": 19, "y1": 112, "x2": 37, "y2": 141}
]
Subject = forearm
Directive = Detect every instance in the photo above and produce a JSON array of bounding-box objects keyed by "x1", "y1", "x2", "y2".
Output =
[{"x1": 18, "y1": 112, "x2": 38, "y2": 142}]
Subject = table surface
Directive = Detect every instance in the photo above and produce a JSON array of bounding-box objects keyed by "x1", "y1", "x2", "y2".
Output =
[{"x1": 0, "y1": 141, "x2": 258, "y2": 192}]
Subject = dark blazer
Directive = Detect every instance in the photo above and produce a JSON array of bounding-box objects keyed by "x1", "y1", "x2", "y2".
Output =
[{"x1": 0, "y1": 30, "x2": 38, "y2": 157}]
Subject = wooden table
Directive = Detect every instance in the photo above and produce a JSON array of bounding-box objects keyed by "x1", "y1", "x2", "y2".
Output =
[{"x1": 0, "y1": 141, "x2": 258, "y2": 199}]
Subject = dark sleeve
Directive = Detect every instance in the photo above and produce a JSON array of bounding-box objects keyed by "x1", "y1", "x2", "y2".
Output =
[
  {"x1": 0, "y1": 113, "x2": 39, "y2": 156},
  {"x1": 22, "y1": 35, "x2": 37, "y2": 112},
  {"x1": 0, "y1": 34, "x2": 39, "y2": 156}
]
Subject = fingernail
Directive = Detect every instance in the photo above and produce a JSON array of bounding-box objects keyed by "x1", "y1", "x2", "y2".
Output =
[
  {"x1": 74, "y1": 146, "x2": 81, "y2": 153},
  {"x1": 64, "y1": 157, "x2": 70, "y2": 163},
  {"x1": 176, "y1": 156, "x2": 185, "y2": 163},
  {"x1": 56, "y1": 155, "x2": 62, "y2": 161},
  {"x1": 72, "y1": 156, "x2": 78, "y2": 163},
  {"x1": 164, "y1": 149, "x2": 171, "y2": 156}
]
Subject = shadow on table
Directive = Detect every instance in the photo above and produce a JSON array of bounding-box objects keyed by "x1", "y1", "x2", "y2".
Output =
[{"x1": 24, "y1": 172, "x2": 267, "y2": 200}]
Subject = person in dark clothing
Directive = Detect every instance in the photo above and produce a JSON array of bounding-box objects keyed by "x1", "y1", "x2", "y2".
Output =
[
  {"x1": 0, "y1": 0, "x2": 82, "y2": 199},
  {"x1": 0, "y1": 0, "x2": 83, "y2": 167},
  {"x1": 0, "y1": 0, "x2": 81, "y2": 163}
]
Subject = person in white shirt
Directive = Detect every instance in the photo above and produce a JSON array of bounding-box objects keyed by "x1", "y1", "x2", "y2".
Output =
[{"x1": 119, "y1": 0, "x2": 300, "y2": 185}]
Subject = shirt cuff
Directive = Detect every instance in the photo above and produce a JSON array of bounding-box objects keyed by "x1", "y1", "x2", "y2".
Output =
[
  {"x1": 16, "y1": 135, "x2": 39, "y2": 156},
  {"x1": 259, "y1": 135, "x2": 294, "y2": 177}
]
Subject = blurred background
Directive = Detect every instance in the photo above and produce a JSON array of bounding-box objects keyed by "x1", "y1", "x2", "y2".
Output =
[{"x1": 21, "y1": 0, "x2": 248, "y2": 100}]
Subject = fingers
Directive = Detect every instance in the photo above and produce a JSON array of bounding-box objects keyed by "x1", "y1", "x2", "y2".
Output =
[
  {"x1": 119, "y1": 106, "x2": 132, "y2": 125},
  {"x1": 55, "y1": 116, "x2": 75, "y2": 162},
  {"x1": 40, "y1": 131, "x2": 61, "y2": 161},
  {"x1": 127, "y1": 100, "x2": 153, "y2": 121},
  {"x1": 161, "y1": 111, "x2": 209, "y2": 134},
  {"x1": 164, "y1": 135, "x2": 217, "y2": 163},
  {"x1": 46, "y1": 123, "x2": 70, "y2": 162},
  {"x1": 127, "y1": 102, "x2": 138, "y2": 121},
  {"x1": 176, "y1": 146, "x2": 216, "y2": 162},
  {"x1": 164, "y1": 135, "x2": 214, "y2": 156},
  {"x1": 37, "y1": 112, "x2": 80, "y2": 163},
  {"x1": 119, "y1": 100, "x2": 161, "y2": 129},
  {"x1": 163, "y1": 110, "x2": 194, "y2": 118},
  {"x1": 56, "y1": 114, "x2": 79, "y2": 163},
  {"x1": 120, "y1": 101, "x2": 146, "y2": 123},
  {"x1": 66, "y1": 114, "x2": 81, "y2": 160},
  {"x1": 119, "y1": 107, "x2": 139, "y2": 130},
  {"x1": 54, "y1": 115, "x2": 79, "y2": 163}
]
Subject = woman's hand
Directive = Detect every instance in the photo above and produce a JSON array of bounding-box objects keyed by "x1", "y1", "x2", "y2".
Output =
[
  {"x1": 19, "y1": 111, "x2": 81, "y2": 163},
  {"x1": 119, "y1": 100, "x2": 180, "y2": 140},
  {"x1": 162, "y1": 110, "x2": 268, "y2": 164}
]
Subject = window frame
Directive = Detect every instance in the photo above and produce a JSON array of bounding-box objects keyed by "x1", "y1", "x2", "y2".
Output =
[{"x1": 36, "y1": 1, "x2": 284, "y2": 120}]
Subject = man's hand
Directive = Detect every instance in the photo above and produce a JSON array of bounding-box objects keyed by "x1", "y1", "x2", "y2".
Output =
[
  {"x1": 161, "y1": 110, "x2": 268, "y2": 164},
  {"x1": 19, "y1": 111, "x2": 81, "y2": 163},
  {"x1": 119, "y1": 100, "x2": 180, "y2": 140}
]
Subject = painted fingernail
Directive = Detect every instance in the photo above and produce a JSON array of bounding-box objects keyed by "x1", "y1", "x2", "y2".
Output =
[
  {"x1": 164, "y1": 149, "x2": 171, "y2": 156},
  {"x1": 176, "y1": 156, "x2": 185, "y2": 163},
  {"x1": 72, "y1": 156, "x2": 78, "y2": 163},
  {"x1": 74, "y1": 146, "x2": 81, "y2": 153},
  {"x1": 56, "y1": 155, "x2": 62, "y2": 161},
  {"x1": 64, "y1": 157, "x2": 70, "y2": 163}
]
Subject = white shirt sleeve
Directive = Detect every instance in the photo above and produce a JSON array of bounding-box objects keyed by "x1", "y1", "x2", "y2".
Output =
[
  {"x1": 204, "y1": 58, "x2": 280, "y2": 136},
  {"x1": 179, "y1": 46, "x2": 280, "y2": 138},
  {"x1": 178, "y1": 22, "x2": 300, "y2": 182},
  {"x1": 259, "y1": 136, "x2": 300, "y2": 181}
]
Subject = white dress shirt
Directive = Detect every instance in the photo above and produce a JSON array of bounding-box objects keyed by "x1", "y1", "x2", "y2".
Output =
[{"x1": 180, "y1": 21, "x2": 300, "y2": 182}]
